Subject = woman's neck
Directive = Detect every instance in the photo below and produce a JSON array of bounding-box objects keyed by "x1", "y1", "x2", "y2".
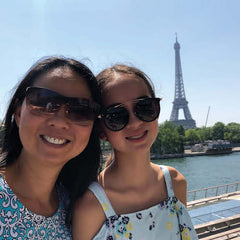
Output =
[{"x1": 5, "y1": 153, "x2": 61, "y2": 202}]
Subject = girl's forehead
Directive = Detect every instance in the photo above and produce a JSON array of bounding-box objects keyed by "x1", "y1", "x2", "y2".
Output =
[{"x1": 102, "y1": 75, "x2": 151, "y2": 105}]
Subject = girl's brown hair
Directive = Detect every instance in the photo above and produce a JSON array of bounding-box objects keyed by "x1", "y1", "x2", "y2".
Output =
[{"x1": 96, "y1": 64, "x2": 156, "y2": 168}]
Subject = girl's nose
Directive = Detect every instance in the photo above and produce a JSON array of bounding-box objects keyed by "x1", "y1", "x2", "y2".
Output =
[{"x1": 126, "y1": 109, "x2": 143, "y2": 129}]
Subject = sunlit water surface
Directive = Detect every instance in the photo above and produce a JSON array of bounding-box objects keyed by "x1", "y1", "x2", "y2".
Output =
[{"x1": 153, "y1": 152, "x2": 240, "y2": 195}]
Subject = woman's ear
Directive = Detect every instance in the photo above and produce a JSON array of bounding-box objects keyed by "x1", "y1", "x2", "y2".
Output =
[{"x1": 14, "y1": 102, "x2": 22, "y2": 127}]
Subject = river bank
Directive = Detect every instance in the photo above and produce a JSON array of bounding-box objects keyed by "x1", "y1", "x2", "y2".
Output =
[
  {"x1": 151, "y1": 147, "x2": 240, "y2": 160},
  {"x1": 153, "y1": 152, "x2": 240, "y2": 192}
]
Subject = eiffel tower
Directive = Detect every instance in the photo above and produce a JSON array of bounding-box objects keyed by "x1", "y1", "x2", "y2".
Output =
[{"x1": 169, "y1": 36, "x2": 196, "y2": 129}]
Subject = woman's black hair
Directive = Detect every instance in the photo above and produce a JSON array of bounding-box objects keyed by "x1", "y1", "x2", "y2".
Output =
[{"x1": 0, "y1": 56, "x2": 102, "y2": 225}]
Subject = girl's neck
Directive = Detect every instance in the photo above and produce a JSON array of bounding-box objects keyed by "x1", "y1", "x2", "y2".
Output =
[{"x1": 104, "y1": 150, "x2": 154, "y2": 189}]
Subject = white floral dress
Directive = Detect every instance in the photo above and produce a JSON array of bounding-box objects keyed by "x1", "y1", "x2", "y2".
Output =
[
  {"x1": 0, "y1": 174, "x2": 72, "y2": 239},
  {"x1": 88, "y1": 165, "x2": 198, "y2": 240}
]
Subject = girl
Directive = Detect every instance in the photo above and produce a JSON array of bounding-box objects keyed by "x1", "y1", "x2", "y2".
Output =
[
  {"x1": 72, "y1": 65, "x2": 198, "y2": 240},
  {"x1": 0, "y1": 57, "x2": 101, "y2": 239}
]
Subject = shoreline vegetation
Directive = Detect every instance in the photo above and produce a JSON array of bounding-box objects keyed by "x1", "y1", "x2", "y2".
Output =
[
  {"x1": 1, "y1": 121, "x2": 240, "y2": 160},
  {"x1": 150, "y1": 147, "x2": 240, "y2": 160},
  {"x1": 102, "y1": 147, "x2": 240, "y2": 161},
  {"x1": 101, "y1": 121, "x2": 240, "y2": 159}
]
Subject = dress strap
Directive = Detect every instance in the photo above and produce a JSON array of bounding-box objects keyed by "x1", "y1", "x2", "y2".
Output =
[
  {"x1": 159, "y1": 165, "x2": 175, "y2": 197},
  {"x1": 88, "y1": 182, "x2": 116, "y2": 218}
]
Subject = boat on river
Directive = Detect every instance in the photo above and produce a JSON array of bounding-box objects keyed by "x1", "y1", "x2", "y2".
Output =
[{"x1": 191, "y1": 140, "x2": 233, "y2": 155}]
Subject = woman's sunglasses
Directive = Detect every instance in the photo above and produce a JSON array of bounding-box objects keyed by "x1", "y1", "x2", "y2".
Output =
[
  {"x1": 100, "y1": 97, "x2": 161, "y2": 131},
  {"x1": 25, "y1": 86, "x2": 100, "y2": 124}
]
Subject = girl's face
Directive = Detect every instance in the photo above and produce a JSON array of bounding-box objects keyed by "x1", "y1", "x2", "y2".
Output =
[
  {"x1": 101, "y1": 74, "x2": 159, "y2": 155},
  {"x1": 15, "y1": 67, "x2": 95, "y2": 167}
]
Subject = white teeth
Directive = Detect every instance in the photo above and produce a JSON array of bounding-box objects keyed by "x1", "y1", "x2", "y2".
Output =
[{"x1": 43, "y1": 136, "x2": 67, "y2": 145}]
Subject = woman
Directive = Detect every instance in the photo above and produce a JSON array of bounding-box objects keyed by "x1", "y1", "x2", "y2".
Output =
[
  {"x1": 0, "y1": 56, "x2": 102, "y2": 239},
  {"x1": 72, "y1": 64, "x2": 198, "y2": 239}
]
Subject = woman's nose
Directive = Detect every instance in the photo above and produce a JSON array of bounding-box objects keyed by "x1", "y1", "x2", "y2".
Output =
[{"x1": 46, "y1": 106, "x2": 70, "y2": 129}]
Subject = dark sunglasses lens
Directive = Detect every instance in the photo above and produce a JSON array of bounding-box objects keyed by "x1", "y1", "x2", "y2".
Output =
[
  {"x1": 26, "y1": 87, "x2": 98, "y2": 122},
  {"x1": 104, "y1": 106, "x2": 129, "y2": 131},
  {"x1": 68, "y1": 106, "x2": 95, "y2": 122},
  {"x1": 135, "y1": 98, "x2": 160, "y2": 122},
  {"x1": 26, "y1": 88, "x2": 58, "y2": 114}
]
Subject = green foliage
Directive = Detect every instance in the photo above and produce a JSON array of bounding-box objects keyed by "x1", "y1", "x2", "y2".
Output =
[
  {"x1": 151, "y1": 121, "x2": 240, "y2": 155},
  {"x1": 185, "y1": 129, "x2": 200, "y2": 143},
  {"x1": 212, "y1": 122, "x2": 225, "y2": 140},
  {"x1": 224, "y1": 122, "x2": 240, "y2": 143},
  {"x1": 151, "y1": 121, "x2": 185, "y2": 155},
  {"x1": 100, "y1": 139, "x2": 112, "y2": 151},
  {"x1": 195, "y1": 127, "x2": 212, "y2": 142}
]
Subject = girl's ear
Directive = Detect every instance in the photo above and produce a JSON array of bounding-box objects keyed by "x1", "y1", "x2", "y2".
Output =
[
  {"x1": 14, "y1": 103, "x2": 22, "y2": 127},
  {"x1": 99, "y1": 131, "x2": 108, "y2": 141}
]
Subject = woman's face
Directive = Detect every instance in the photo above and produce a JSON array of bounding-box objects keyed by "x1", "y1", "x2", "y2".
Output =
[{"x1": 15, "y1": 67, "x2": 95, "y2": 168}]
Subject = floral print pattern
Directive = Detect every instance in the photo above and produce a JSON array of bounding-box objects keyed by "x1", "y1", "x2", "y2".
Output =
[
  {"x1": 98, "y1": 196, "x2": 197, "y2": 240},
  {"x1": 89, "y1": 165, "x2": 198, "y2": 240},
  {"x1": 0, "y1": 175, "x2": 71, "y2": 239}
]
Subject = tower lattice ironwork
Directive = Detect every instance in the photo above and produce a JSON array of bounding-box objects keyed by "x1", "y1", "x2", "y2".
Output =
[{"x1": 169, "y1": 36, "x2": 196, "y2": 129}]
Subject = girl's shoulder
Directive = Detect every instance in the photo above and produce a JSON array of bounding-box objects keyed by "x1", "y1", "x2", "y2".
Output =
[
  {"x1": 152, "y1": 163, "x2": 186, "y2": 184},
  {"x1": 155, "y1": 164, "x2": 187, "y2": 205},
  {"x1": 73, "y1": 187, "x2": 104, "y2": 217},
  {"x1": 72, "y1": 187, "x2": 106, "y2": 239}
]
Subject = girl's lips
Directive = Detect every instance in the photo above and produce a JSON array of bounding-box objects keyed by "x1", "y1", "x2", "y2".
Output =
[
  {"x1": 40, "y1": 135, "x2": 70, "y2": 145},
  {"x1": 126, "y1": 130, "x2": 148, "y2": 140}
]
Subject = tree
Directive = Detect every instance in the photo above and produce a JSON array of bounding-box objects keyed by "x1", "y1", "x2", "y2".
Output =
[
  {"x1": 224, "y1": 122, "x2": 240, "y2": 143},
  {"x1": 185, "y1": 129, "x2": 200, "y2": 144},
  {"x1": 176, "y1": 125, "x2": 185, "y2": 152},
  {"x1": 195, "y1": 127, "x2": 212, "y2": 142},
  {"x1": 151, "y1": 121, "x2": 185, "y2": 155},
  {"x1": 212, "y1": 122, "x2": 225, "y2": 140}
]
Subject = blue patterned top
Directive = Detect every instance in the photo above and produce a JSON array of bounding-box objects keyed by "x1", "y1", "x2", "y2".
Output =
[
  {"x1": 88, "y1": 165, "x2": 198, "y2": 240},
  {"x1": 0, "y1": 174, "x2": 72, "y2": 239}
]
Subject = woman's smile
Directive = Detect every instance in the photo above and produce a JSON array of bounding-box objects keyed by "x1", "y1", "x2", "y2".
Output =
[{"x1": 40, "y1": 135, "x2": 70, "y2": 145}]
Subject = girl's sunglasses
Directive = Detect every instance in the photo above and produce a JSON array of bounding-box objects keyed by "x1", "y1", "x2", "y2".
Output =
[
  {"x1": 25, "y1": 86, "x2": 100, "y2": 123},
  {"x1": 100, "y1": 97, "x2": 161, "y2": 131}
]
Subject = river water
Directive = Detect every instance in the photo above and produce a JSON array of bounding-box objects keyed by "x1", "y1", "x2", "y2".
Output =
[{"x1": 153, "y1": 152, "x2": 240, "y2": 194}]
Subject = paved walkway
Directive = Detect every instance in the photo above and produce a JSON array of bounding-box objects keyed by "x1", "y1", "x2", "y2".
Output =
[
  {"x1": 189, "y1": 194, "x2": 240, "y2": 239},
  {"x1": 189, "y1": 198, "x2": 240, "y2": 226}
]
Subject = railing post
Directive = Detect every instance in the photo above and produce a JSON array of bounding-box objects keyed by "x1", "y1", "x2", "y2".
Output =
[
  {"x1": 194, "y1": 191, "x2": 196, "y2": 201},
  {"x1": 216, "y1": 186, "x2": 219, "y2": 196},
  {"x1": 205, "y1": 189, "x2": 208, "y2": 198},
  {"x1": 226, "y1": 184, "x2": 229, "y2": 193}
]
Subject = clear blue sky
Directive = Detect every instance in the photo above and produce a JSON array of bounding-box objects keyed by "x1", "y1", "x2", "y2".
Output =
[{"x1": 0, "y1": 0, "x2": 239, "y2": 127}]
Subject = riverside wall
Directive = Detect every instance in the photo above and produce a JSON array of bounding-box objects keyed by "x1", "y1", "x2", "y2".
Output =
[{"x1": 151, "y1": 147, "x2": 240, "y2": 160}]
